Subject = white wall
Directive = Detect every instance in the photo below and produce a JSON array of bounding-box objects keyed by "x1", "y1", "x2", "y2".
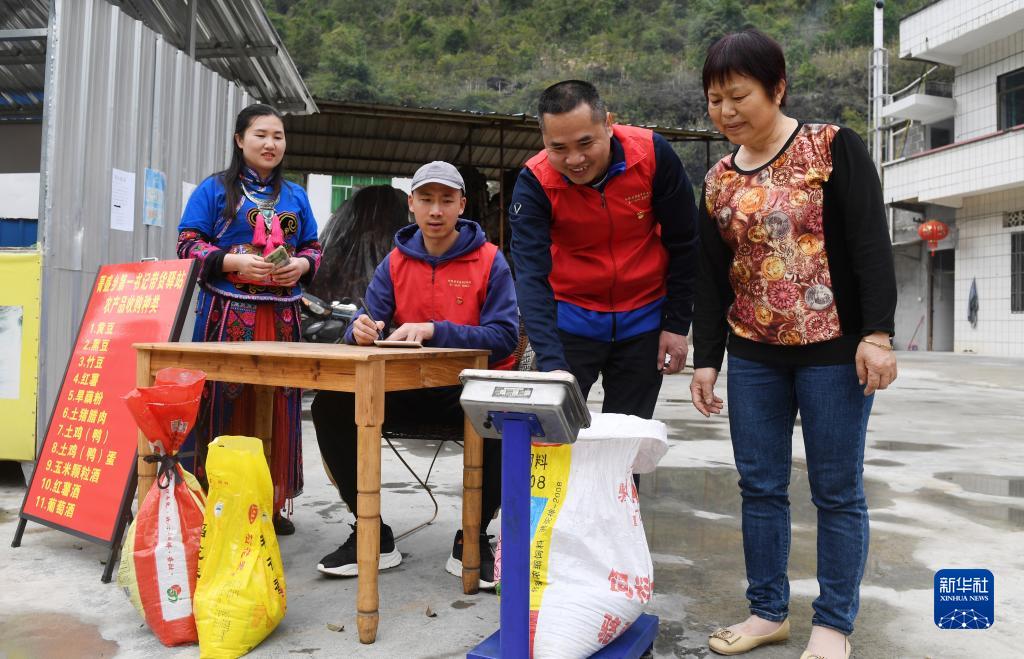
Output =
[
  {"x1": 883, "y1": 128, "x2": 1024, "y2": 206},
  {"x1": 391, "y1": 177, "x2": 412, "y2": 195},
  {"x1": 900, "y1": 1, "x2": 1024, "y2": 64},
  {"x1": 307, "y1": 173, "x2": 332, "y2": 233},
  {"x1": 955, "y1": 29, "x2": 1024, "y2": 140},
  {"x1": 954, "y1": 187, "x2": 1024, "y2": 355},
  {"x1": 0, "y1": 173, "x2": 41, "y2": 219}
]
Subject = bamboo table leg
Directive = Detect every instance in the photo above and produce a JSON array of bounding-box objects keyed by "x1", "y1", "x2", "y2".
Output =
[
  {"x1": 135, "y1": 349, "x2": 155, "y2": 508},
  {"x1": 355, "y1": 361, "x2": 385, "y2": 644},
  {"x1": 462, "y1": 416, "x2": 483, "y2": 595},
  {"x1": 461, "y1": 354, "x2": 488, "y2": 595}
]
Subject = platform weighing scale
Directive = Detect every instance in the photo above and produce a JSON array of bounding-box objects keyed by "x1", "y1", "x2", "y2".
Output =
[{"x1": 460, "y1": 370, "x2": 659, "y2": 659}]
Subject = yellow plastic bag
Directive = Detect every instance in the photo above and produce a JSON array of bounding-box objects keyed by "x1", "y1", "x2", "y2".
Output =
[
  {"x1": 117, "y1": 522, "x2": 144, "y2": 615},
  {"x1": 193, "y1": 436, "x2": 286, "y2": 659}
]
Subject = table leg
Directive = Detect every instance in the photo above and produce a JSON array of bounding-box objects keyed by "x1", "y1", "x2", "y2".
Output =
[
  {"x1": 461, "y1": 354, "x2": 488, "y2": 595},
  {"x1": 355, "y1": 362, "x2": 385, "y2": 644},
  {"x1": 135, "y1": 349, "x2": 155, "y2": 509},
  {"x1": 253, "y1": 385, "x2": 275, "y2": 461},
  {"x1": 462, "y1": 415, "x2": 482, "y2": 595}
]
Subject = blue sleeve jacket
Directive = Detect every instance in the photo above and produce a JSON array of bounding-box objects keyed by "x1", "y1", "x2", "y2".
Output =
[{"x1": 343, "y1": 219, "x2": 518, "y2": 364}]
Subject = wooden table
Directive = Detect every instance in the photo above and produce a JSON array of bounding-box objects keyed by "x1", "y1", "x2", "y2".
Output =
[{"x1": 133, "y1": 341, "x2": 489, "y2": 644}]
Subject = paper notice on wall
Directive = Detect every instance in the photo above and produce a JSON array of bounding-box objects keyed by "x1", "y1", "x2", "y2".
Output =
[
  {"x1": 182, "y1": 181, "x2": 197, "y2": 212},
  {"x1": 110, "y1": 168, "x2": 136, "y2": 232},
  {"x1": 0, "y1": 305, "x2": 23, "y2": 399},
  {"x1": 143, "y1": 168, "x2": 166, "y2": 227}
]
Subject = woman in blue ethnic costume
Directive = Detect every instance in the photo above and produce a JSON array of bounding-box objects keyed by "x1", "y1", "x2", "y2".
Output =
[{"x1": 177, "y1": 104, "x2": 321, "y2": 535}]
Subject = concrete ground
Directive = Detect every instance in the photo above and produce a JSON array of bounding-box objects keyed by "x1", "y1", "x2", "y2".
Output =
[{"x1": 0, "y1": 350, "x2": 1021, "y2": 658}]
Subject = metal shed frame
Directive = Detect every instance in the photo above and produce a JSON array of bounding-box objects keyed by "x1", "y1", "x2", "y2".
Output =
[
  {"x1": 284, "y1": 100, "x2": 725, "y2": 249},
  {"x1": 2, "y1": 0, "x2": 314, "y2": 447}
]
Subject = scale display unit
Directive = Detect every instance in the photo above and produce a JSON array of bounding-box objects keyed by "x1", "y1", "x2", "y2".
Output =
[{"x1": 459, "y1": 370, "x2": 659, "y2": 659}]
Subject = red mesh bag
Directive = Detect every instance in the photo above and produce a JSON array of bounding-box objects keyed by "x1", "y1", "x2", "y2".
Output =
[{"x1": 119, "y1": 367, "x2": 207, "y2": 646}]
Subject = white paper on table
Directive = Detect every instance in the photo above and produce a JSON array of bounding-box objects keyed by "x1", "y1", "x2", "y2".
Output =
[
  {"x1": 181, "y1": 181, "x2": 197, "y2": 212},
  {"x1": 110, "y1": 168, "x2": 136, "y2": 232}
]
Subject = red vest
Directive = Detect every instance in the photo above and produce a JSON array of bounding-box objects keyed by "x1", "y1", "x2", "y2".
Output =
[
  {"x1": 390, "y1": 241, "x2": 516, "y2": 369},
  {"x1": 526, "y1": 124, "x2": 668, "y2": 312}
]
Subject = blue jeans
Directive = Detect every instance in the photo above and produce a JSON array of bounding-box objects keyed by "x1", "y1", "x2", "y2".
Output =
[{"x1": 726, "y1": 355, "x2": 873, "y2": 635}]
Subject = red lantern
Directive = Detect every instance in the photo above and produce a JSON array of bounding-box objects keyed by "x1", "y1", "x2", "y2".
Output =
[{"x1": 918, "y1": 219, "x2": 949, "y2": 255}]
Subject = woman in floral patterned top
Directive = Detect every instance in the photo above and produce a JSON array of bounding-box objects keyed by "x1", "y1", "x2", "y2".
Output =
[
  {"x1": 690, "y1": 30, "x2": 897, "y2": 659},
  {"x1": 177, "y1": 104, "x2": 322, "y2": 535}
]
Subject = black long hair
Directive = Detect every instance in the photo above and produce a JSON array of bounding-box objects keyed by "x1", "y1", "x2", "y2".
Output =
[{"x1": 219, "y1": 103, "x2": 286, "y2": 221}]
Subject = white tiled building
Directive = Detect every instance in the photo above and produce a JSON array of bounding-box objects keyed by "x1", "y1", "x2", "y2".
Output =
[{"x1": 882, "y1": 0, "x2": 1024, "y2": 355}]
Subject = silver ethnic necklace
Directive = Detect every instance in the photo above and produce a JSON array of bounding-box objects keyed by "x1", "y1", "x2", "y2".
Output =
[{"x1": 241, "y1": 182, "x2": 279, "y2": 231}]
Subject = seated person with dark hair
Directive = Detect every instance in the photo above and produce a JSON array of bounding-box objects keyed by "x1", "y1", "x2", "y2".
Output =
[{"x1": 311, "y1": 161, "x2": 518, "y2": 589}]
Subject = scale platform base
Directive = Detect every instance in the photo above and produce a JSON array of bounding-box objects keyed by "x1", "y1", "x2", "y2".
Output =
[{"x1": 467, "y1": 613, "x2": 658, "y2": 659}]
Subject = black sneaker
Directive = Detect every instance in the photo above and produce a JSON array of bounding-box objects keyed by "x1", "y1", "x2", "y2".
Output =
[
  {"x1": 445, "y1": 530, "x2": 496, "y2": 590},
  {"x1": 317, "y1": 522, "x2": 402, "y2": 577}
]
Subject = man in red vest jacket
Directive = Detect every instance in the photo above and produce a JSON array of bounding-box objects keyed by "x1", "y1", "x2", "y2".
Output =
[
  {"x1": 312, "y1": 161, "x2": 518, "y2": 589},
  {"x1": 510, "y1": 80, "x2": 699, "y2": 425}
]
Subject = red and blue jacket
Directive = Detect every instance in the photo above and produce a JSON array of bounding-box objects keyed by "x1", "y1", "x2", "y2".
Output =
[
  {"x1": 345, "y1": 219, "x2": 518, "y2": 369},
  {"x1": 509, "y1": 125, "x2": 699, "y2": 371}
]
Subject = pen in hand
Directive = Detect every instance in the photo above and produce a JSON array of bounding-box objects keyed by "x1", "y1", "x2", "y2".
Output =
[{"x1": 357, "y1": 297, "x2": 386, "y2": 341}]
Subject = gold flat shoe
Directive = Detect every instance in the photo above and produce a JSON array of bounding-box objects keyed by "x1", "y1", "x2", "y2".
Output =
[
  {"x1": 708, "y1": 618, "x2": 790, "y2": 655},
  {"x1": 799, "y1": 636, "x2": 852, "y2": 659}
]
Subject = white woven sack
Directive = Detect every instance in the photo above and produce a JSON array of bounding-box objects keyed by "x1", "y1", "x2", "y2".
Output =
[{"x1": 531, "y1": 413, "x2": 667, "y2": 658}]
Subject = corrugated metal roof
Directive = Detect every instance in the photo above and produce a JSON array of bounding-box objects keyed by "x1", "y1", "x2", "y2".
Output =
[
  {"x1": 0, "y1": 0, "x2": 48, "y2": 120},
  {"x1": 110, "y1": 0, "x2": 313, "y2": 112},
  {"x1": 284, "y1": 100, "x2": 725, "y2": 179},
  {"x1": 0, "y1": 0, "x2": 313, "y2": 120},
  {"x1": 29, "y1": 0, "x2": 255, "y2": 445}
]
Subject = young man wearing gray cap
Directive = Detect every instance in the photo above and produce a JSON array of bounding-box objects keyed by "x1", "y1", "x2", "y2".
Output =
[{"x1": 311, "y1": 161, "x2": 518, "y2": 588}]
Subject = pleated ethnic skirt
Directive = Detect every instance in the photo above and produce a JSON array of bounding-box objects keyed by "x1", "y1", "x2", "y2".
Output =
[{"x1": 189, "y1": 288, "x2": 303, "y2": 513}]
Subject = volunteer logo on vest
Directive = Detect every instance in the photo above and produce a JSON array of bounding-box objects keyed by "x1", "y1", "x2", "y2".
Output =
[
  {"x1": 623, "y1": 190, "x2": 652, "y2": 220},
  {"x1": 623, "y1": 191, "x2": 651, "y2": 204},
  {"x1": 934, "y1": 569, "x2": 994, "y2": 629}
]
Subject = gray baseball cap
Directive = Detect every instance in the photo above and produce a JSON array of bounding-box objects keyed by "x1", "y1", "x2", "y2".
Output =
[{"x1": 411, "y1": 161, "x2": 465, "y2": 192}]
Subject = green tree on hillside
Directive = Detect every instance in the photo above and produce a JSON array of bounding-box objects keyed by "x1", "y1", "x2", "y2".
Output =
[{"x1": 263, "y1": 0, "x2": 946, "y2": 178}]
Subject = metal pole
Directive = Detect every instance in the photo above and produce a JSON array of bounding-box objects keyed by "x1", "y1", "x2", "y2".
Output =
[
  {"x1": 870, "y1": 2, "x2": 885, "y2": 173},
  {"x1": 35, "y1": 0, "x2": 61, "y2": 450},
  {"x1": 186, "y1": 0, "x2": 198, "y2": 59},
  {"x1": 499, "y1": 123, "x2": 506, "y2": 253},
  {"x1": 499, "y1": 418, "x2": 531, "y2": 657},
  {"x1": 927, "y1": 250, "x2": 934, "y2": 352}
]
